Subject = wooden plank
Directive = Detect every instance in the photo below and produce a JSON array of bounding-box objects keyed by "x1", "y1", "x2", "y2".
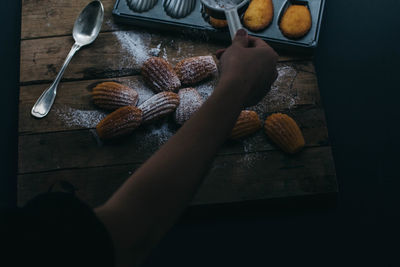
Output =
[
  {"x1": 18, "y1": 146, "x2": 337, "y2": 207},
  {"x1": 20, "y1": 30, "x2": 311, "y2": 84},
  {"x1": 19, "y1": 62, "x2": 319, "y2": 134},
  {"x1": 18, "y1": 106, "x2": 328, "y2": 174},
  {"x1": 21, "y1": 0, "x2": 117, "y2": 39}
]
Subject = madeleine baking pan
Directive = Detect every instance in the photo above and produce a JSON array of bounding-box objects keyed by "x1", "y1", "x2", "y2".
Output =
[{"x1": 112, "y1": 0, "x2": 325, "y2": 51}]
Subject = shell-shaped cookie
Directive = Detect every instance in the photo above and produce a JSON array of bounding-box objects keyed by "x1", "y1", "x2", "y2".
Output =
[
  {"x1": 96, "y1": 106, "x2": 142, "y2": 140},
  {"x1": 141, "y1": 57, "x2": 181, "y2": 93},
  {"x1": 164, "y1": 0, "x2": 196, "y2": 18},
  {"x1": 279, "y1": 5, "x2": 312, "y2": 39},
  {"x1": 174, "y1": 56, "x2": 218, "y2": 86},
  {"x1": 174, "y1": 88, "x2": 203, "y2": 125},
  {"x1": 92, "y1": 82, "x2": 139, "y2": 110},
  {"x1": 126, "y1": 0, "x2": 158, "y2": 12},
  {"x1": 264, "y1": 113, "x2": 305, "y2": 154},
  {"x1": 138, "y1": 92, "x2": 180, "y2": 123},
  {"x1": 209, "y1": 17, "x2": 228, "y2": 28},
  {"x1": 243, "y1": 0, "x2": 274, "y2": 32},
  {"x1": 230, "y1": 110, "x2": 262, "y2": 139}
]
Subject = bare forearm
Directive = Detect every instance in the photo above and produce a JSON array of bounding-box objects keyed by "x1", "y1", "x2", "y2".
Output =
[{"x1": 95, "y1": 78, "x2": 245, "y2": 264}]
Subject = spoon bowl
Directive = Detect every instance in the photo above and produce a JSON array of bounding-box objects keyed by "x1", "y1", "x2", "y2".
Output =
[
  {"x1": 73, "y1": 1, "x2": 104, "y2": 45},
  {"x1": 31, "y1": 1, "x2": 104, "y2": 118}
]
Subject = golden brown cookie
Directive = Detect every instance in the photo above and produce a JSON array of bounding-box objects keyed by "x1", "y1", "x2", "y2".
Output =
[
  {"x1": 264, "y1": 113, "x2": 305, "y2": 154},
  {"x1": 138, "y1": 92, "x2": 180, "y2": 123},
  {"x1": 174, "y1": 56, "x2": 218, "y2": 86},
  {"x1": 209, "y1": 16, "x2": 228, "y2": 28},
  {"x1": 279, "y1": 5, "x2": 312, "y2": 39},
  {"x1": 96, "y1": 106, "x2": 142, "y2": 140},
  {"x1": 141, "y1": 57, "x2": 181, "y2": 93},
  {"x1": 243, "y1": 0, "x2": 274, "y2": 32},
  {"x1": 92, "y1": 82, "x2": 139, "y2": 111},
  {"x1": 230, "y1": 110, "x2": 261, "y2": 139}
]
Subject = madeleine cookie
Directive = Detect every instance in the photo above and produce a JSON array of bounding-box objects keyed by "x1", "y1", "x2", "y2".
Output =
[
  {"x1": 243, "y1": 0, "x2": 274, "y2": 31},
  {"x1": 209, "y1": 17, "x2": 228, "y2": 28},
  {"x1": 96, "y1": 106, "x2": 142, "y2": 140},
  {"x1": 231, "y1": 110, "x2": 262, "y2": 139},
  {"x1": 174, "y1": 56, "x2": 218, "y2": 86},
  {"x1": 141, "y1": 57, "x2": 181, "y2": 93},
  {"x1": 279, "y1": 5, "x2": 312, "y2": 39},
  {"x1": 174, "y1": 88, "x2": 203, "y2": 125},
  {"x1": 92, "y1": 82, "x2": 139, "y2": 111},
  {"x1": 264, "y1": 113, "x2": 305, "y2": 154},
  {"x1": 138, "y1": 92, "x2": 180, "y2": 123}
]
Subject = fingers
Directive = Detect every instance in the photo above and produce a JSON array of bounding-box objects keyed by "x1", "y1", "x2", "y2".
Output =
[
  {"x1": 232, "y1": 29, "x2": 249, "y2": 47},
  {"x1": 216, "y1": 48, "x2": 226, "y2": 59},
  {"x1": 248, "y1": 36, "x2": 269, "y2": 48}
]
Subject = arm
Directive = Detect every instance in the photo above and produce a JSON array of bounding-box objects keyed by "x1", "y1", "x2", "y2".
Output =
[{"x1": 95, "y1": 30, "x2": 278, "y2": 267}]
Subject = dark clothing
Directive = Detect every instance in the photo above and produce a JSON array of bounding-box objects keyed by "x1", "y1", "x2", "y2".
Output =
[{"x1": 1, "y1": 192, "x2": 114, "y2": 267}]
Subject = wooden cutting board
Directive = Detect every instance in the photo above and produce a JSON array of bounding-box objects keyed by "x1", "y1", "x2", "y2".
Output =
[{"x1": 18, "y1": 0, "x2": 337, "y2": 207}]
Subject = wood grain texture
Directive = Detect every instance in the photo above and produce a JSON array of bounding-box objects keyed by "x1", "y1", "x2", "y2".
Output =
[
  {"x1": 18, "y1": 106, "x2": 328, "y2": 174},
  {"x1": 18, "y1": 146, "x2": 337, "y2": 207},
  {"x1": 21, "y1": 0, "x2": 116, "y2": 39}
]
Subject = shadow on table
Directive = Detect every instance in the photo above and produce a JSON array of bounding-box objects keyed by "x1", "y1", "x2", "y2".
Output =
[{"x1": 180, "y1": 192, "x2": 337, "y2": 222}]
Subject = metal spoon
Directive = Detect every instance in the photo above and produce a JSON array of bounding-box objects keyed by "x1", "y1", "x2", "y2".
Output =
[
  {"x1": 201, "y1": 0, "x2": 249, "y2": 40},
  {"x1": 31, "y1": 1, "x2": 104, "y2": 118}
]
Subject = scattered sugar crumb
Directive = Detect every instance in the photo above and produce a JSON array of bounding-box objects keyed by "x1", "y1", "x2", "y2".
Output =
[
  {"x1": 236, "y1": 152, "x2": 264, "y2": 169},
  {"x1": 120, "y1": 79, "x2": 155, "y2": 106},
  {"x1": 140, "y1": 123, "x2": 175, "y2": 149},
  {"x1": 196, "y1": 80, "x2": 216, "y2": 100},
  {"x1": 149, "y1": 43, "x2": 162, "y2": 57},
  {"x1": 249, "y1": 64, "x2": 297, "y2": 116},
  {"x1": 56, "y1": 106, "x2": 107, "y2": 128},
  {"x1": 113, "y1": 30, "x2": 162, "y2": 66}
]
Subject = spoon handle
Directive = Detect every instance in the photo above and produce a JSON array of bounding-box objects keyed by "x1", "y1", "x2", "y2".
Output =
[
  {"x1": 31, "y1": 42, "x2": 81, "y2": 118},
  {"x1": 225, "y1": 8, "x2": 245, "y2": 40}
]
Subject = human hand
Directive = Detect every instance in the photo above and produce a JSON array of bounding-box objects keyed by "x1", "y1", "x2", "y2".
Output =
[{"x1": 215, "y1": 29, "x2": 278, "y2": 107}]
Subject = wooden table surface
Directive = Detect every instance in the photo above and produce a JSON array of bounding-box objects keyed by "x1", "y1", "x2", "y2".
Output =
[{"x1": 18, "y1": 0, "x2": 337, "y2": 207}]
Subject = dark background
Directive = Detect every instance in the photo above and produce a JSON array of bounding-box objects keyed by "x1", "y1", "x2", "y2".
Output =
[{"x1": 2, "y1": 0, "x2": 399, "y2": 266}]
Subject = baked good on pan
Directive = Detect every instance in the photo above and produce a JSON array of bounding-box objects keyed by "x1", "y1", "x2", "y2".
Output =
[
  {"x1": 174, "y1": 88, "x2": 203, "y2": 125},
  {"x1": 243, "y1": 0, "x2": 274, "y2": 31},
  {"x1": 141, "y1": 57, "x2": 181, "y2": 93},
  {"x1": 96, "y1": 106, "x2": 142, "y2": 140},
  {"x1": 209, "y1": 16, "x2": 228, "y2": 28},
  {"x1": 174, "y1": 56, "x2": 218, "y2": 86},
  {"x1": 138, "y1": 92, "x2": 180, "y2": 123},
  {"x1": 230, "y1": 110, "x2": 261, "y2": 139},
  {"x1": 264, "y1": 113, "x2": 305, "y2": 154},
  {"x1": 92, "y1": 81, "x2": 139, "y2": 111},
  {"x1": 279, "y1": 5, "x2": 312, "y2": 39}
]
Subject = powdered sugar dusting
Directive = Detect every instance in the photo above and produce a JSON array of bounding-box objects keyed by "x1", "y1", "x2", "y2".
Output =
[
  {"x1": 175, "y1": 88, "x2": 204, "y2": 124},
  {"x1": 120, "y1": 78, "x2": 155, "y2": 106},
  {"x1": 236, "y1": 152, "x2": 264, "y2": 169},
  {"x1": 196, "y1": 79, "x2": 217, "y2": 100},
  {"x1": 249, "y1": 64, "x2": 297, "y2": 116},
  {"x1": 140, "y1": 123, "x2": 175, "y2": 149},
  {"x1": 56, "y1": 106, "x2": 107, "y2": 128},
  {"x1": 113, "y1": 30, "x2": 162, "y2": 66}
]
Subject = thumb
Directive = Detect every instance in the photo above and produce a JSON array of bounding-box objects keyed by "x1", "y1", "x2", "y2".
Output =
[{"x1": 232, "y1": 29, "x2": 249, "y2": 47}]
